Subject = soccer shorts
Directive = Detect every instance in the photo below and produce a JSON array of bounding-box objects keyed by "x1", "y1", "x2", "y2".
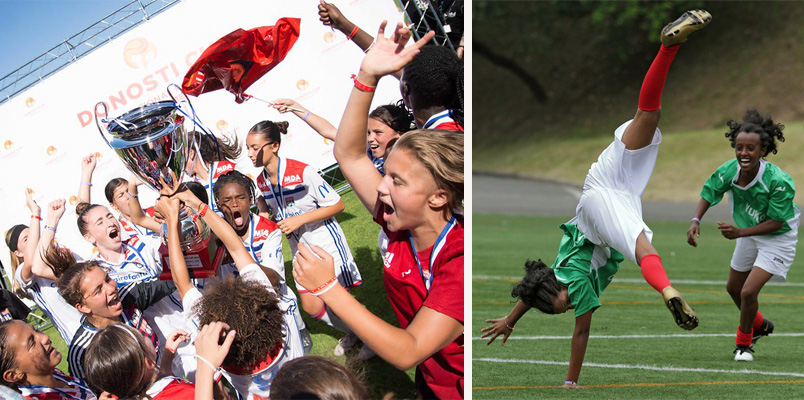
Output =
[
  {"x1": 730, "y1": 230, "x2": 797, "y2": 282},
  {"x1": 575, "y1": 120, "x2": 662, "y2": 265}
]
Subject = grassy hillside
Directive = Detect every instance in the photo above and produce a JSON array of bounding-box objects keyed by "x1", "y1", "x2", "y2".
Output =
[{"x1": 474, "y1": 2, "x2": 804, "y2": 202}]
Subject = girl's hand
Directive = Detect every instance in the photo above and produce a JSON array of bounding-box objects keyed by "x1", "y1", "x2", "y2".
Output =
[
  {"x1": 47, "y1": 199, "x2": 66, "y2": 223},
  {"x1": 318, "y1": 0, "x2": 347, "y2": 31},
  {"x1": 717, "y1": 221, "x2": 742, "y2": 240},
  {"x1": 687, "y1": 222, "x2": 700, "y2": 247},
  {"x1": 24, "y1": 188, "x2": 40, "y2": 216},
  {"x1": 81, "y1": 153, "x2": 97, "y2": 174},
  {"x1": 174, "y1": 188, "x2": 202, "y2": 213},
  {"x1": 277, "y1": 215, "x2": 303, "y2": 235},
  {"x1": 165, "y1": 329, "x2": 191, "y2": 353},
  {"x1": 292, "y1": 243, "x2": 335, "y2": 290},
  {"x1": 359, "y1": 21, "x2": 435, "y2": 80},
  {"x1": 272, "y1": 98, "x2": 304, "y2": 114},
  {"x1": 195, "y1": 322, "x2": 236, "y2": 369},
  {"x1": 158, "y1": 170, "x2": 182, "y2": 197},
  {"x1": 154, "y1": 195, "x2": 182, "y2": 222},
  {"x1": 128, "y1": 172, "x2": 144, "y2": 187},
  {"x1": 480, "y1": 317, "x2": 513, "y2": 346}
]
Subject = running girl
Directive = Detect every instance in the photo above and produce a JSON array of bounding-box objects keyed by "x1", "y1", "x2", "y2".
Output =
[
  {"x1": 482, "y1": 10, "x2": 710, "y2": 388},
  {"x1": 687, "y1": 109, "x2": 798, "y2": 361},
  {"x1": 246, "y1": 120, "x2": 362, "y2": 355}
]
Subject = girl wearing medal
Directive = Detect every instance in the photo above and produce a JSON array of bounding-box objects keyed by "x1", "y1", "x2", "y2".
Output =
[
  {"x1": 292, "y1": 24, "x2": 464, "y2": 399},
  {"x1": 246, "y1": 120, "x2": 363, "y2": 355},
  {"x1": 0, "y1": 320, "x2": 96, "y2": 399},
  {"x1": 687, "y1": 109, "x2": 798, "y2": 361}
]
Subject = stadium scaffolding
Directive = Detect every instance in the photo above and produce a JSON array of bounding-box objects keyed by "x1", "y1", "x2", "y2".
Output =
[{"x1": 0, "y1": 0, "x2": 180, "y2": 105}]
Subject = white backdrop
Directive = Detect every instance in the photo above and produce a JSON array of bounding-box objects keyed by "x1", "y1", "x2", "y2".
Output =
[{"x1": 0, "y1": 0, "x2": 406, "y2": 278}]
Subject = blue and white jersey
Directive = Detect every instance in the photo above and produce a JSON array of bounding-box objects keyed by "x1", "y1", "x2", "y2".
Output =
[
  {"x1": 256, "y1": 157, "x2": 361, "y2": 291},
  {"x1": 190, "y1": 160, "x2": 237, "y2": 214},
  {"x1": 15, "y1": 261, "x2": 83, "y2": 345},
  {"x1": 366, "y1": 144, "x2": 385, "y2": 176}
]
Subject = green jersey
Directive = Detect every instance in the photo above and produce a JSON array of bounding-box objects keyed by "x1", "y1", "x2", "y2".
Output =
[
  {"x1": 701, "y1": 159, "x2": 799, "y2": 236},
  {"x1": 551, "y1": 222, "x2": 623, "y2": 318}
]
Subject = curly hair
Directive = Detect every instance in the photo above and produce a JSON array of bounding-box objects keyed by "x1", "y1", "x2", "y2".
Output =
[
  {"x1": 725, "y1": 108, "x2": 785, "y2": 156},
  {"x1": 194, "y1": 276, "x2": 284, "y2": 369},
  {"x1": 511, "y1": 259, "x2": 563, "y2": 314},
  {"x1": 402, "y1": 45, "x2": 464, "y2": 127},
  {"x1": 271, "y1": 356, "x2": 368, "y2": 400},
  {"x1": 213, "y1": 170, "x2": 257, "y2": 207}
]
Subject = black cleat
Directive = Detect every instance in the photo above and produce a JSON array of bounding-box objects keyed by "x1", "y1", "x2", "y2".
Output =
[{"x1": 752, "y1": 318, "x2": 774, "y2": 345}]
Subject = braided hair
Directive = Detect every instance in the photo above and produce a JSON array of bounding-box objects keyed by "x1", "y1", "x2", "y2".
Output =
[
  {"x1": 402, "y1": 45, "x2": 464, "y2": 127},
  {"x1": 725, "y1": 108, "x2": 785, "y2": 157},
  {"x1": 213, "y1": 170, "x2": 257, "y2": 206},
  {"x1": 511, "y1": 259, "x2": 563, "y2": 314}
]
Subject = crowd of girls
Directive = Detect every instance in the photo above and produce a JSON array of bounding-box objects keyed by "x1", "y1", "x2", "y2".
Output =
[{"x1": 1, "y1": 4, "x2": 464, "y2": 399}]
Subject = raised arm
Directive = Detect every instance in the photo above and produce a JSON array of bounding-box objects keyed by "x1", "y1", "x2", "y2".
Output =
[
  {"x1": 154, "y1": 195, "x2": 194, "y2": 300},
  {"x1": 272, "y1": 99, "x2": 337, "y2": 141},
  {"x1": 31, "y1": 199, "x2": 67, "y2": 282},
  {"x1": 18, "y1": 189, "x2": 43, "y2": 285},
  {"x1": 333, "y1": 22, "x2": 434, "y2": 213},
  {"x1": 77, "y1": 154, "x2": 97, "y2": 204},
  {"x1": 127, "y1": 174, "x2": 163, "y2": 232}
]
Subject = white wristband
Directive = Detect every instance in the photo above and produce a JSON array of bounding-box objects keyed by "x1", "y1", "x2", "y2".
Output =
[{"x1": 691, "y1": 217, "x2": 701, "y2": 223}]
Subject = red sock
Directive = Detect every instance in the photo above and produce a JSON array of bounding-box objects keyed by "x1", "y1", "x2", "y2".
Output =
[
  {"x1": 637, "y1": 45, "x2": 680, "y2": 112},
  {"x1": 753, "y1": 311, "x2": 764, "y2": 330},
  {"x1": 736, "y1": 326, "x2": 753, "y2": 347},
  {"x1": 639, "y1": 254, "x2": 672, "y2": 293}
]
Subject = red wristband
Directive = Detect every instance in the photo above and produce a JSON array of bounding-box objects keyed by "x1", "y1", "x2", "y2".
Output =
[
  {"x1": 197, "y1": 204, "x2": 209, "y2": 218},
  {"x1": 310, "y1": 276, "x2": 338, "y2": 294},
  {"x1": 350, "y1": 74, "x2": 376, "y2": 92},
  {"x1": 31, "y1": 215, "x2": 42, "y2": 221},
  {"x1": 346, "y1": 25, "x2": 359, "y2": 41}
]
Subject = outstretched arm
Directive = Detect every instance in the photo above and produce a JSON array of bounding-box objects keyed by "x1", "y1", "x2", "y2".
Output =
[
  {"x1": 276, "y1": 199, "x2": 344, "y2": 236},
  {"x1": 18, "y1": 190, "x2": 43, "y2": 285},
  {"x1": 333, "y1": 22, "x2": 434, "y2": 213},
  {"x1": 272, "y1": 99, "x2": 337, "y2": 141},
  {"x1": 563, "y1": 311, "x2": 592, "y2": 388},
  {"x1": 480, "y1": 300, "x2": 530, "y2": 346},
  {"x1": 154, "y1": 195, "x2": 194, "y2": 300},
  {"x1": 31, "y1": 199, "x2": 67, "y2": 282},
  {"x1": 687, "y1": 198, "x2": 711, "y2": 247},
  {"x1": 77, "y1": 154, "x2": 97, "y2": 204}
]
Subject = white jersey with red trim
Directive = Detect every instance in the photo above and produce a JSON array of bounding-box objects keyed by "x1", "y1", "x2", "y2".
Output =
[
  {"x1": 90, "y1": 234, "x2": 197, "y2": 379},
  {"x1": 17, "y1": 369, "x2": 96, "y2": 400},
  {"x1": 117, "y1": 212, "x2": 158, "y2": 241},
  {"x1": 423, "y1": 109, "x2": 463, "y2": 132},
  {"x1": 182, "y1": 264, "x2": 305, "y2": 399},
  {"x1": 15, "y1": 260, "x2": 83, "y2": 346},
  {"x1": 191, "y1": 160, "x2": 236, "y2": 213},
  {"x1": 255, "y1": 157, "x2": 361, "y2": 291}
]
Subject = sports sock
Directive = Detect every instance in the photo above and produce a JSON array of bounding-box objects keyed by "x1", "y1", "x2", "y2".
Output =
[
  {"x1": 314, "y1": 304, "x2": 352, "y2": 333},
  {"x1": 637, "y1": 44, "x2": 680, "y2": 112},
  {"x1": 639, "y1": 254, "x2": 672, "y2": 293},
  {"x1": 753, "y1": 311, "x2": 764, "y2": 330},
  {"x1": 736, "y1": 326, "x2": 753, "y2": 347}
]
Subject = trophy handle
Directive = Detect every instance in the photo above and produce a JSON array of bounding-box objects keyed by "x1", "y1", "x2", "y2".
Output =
[
  {"x1": 166, "y1": 84, "x2": 222, "y2": 162},
  {"x1": 94, "y1": 102, "x2": 112, "y2": 148}
]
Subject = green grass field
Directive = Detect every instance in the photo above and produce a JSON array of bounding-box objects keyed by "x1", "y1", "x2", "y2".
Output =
[
  {"x1": 40, "y1": 189, "x2": 415, "y2": 399},
  {"x1": 472, "y1": 213, "x2": 804, "y2": 399}
]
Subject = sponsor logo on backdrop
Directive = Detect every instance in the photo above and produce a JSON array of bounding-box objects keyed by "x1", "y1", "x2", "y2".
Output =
[
  {"x1": 296, "y1": 78, "x2": 321, "y2": 102},
  {"x1": 25, "y1": 98, "x2": 35, "y2": 108},
  {"x1": 45, "y1": 145, "x2": 66, "y2": 165},
  {"x1": 46, "y1": 146, "x2": 57, "y2": 157},
  {"x1": 124, "y1": 38, "x2": 158, "y2": 69},
  {"x1": 296, "y1": 80, "x2": 309, "y2": 91},
  {"x1": 69, "y1": 196, "x2": 78, "y2": 206},
  {"x1": 23, "y1": 96, "x2": 45, "y2": 117},
  {"x1": 323, "y1": 32, "x2": 335, "y2": 43},
  {"x1": 323, "y1": 138, "x2": 333, "y2": 145},
  {"x1": 3, "y1": 140, "x2": 12, "y2": 151},
  {"x1": 217, "y1": 120, "x2": 228, "y2": 131}
]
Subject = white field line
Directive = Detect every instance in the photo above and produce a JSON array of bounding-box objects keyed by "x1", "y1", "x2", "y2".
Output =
[
  {"x1": 472, "y1": 333, "x2": 804, "y2": 341},
  {"x1": 474, "y1": 358, "x2": 804, "y2": 378},
  {"x1": 473, "y1": 275, "x2": 804, "y2": 287}
]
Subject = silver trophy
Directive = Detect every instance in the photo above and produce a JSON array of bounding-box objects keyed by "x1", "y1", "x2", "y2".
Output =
[{"x1": 94, "y1": 87, "x2": 222, "y2": 277}]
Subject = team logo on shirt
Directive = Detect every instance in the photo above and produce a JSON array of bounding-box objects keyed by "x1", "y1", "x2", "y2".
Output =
[
  {"x1": 775, "y1": 186, "x2": 786, "y2": 192},
  {"x1": 383, "y1": 252, "x2": 394, "y2": 269},
  {"x1": 401, "y1": 269, "x2": 412, "y2": 278},
  {"x1": 216, "y1": 162, "x2": 235, "y2": 176},
  {"x1": 283, "y1": 174, "x2": 302, "y2": 185}
]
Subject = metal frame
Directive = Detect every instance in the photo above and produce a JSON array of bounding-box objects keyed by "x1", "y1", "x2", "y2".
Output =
[
  {"x1": 398, "y1": 0, "x2": 457, "y2": 50},
  {"x1": 0, "y1": 0, "x2": 180, "y2": 105}
]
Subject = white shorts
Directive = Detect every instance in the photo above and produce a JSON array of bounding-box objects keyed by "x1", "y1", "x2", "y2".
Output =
[
  {"x1": 730, "y1": 230, "x2": 797, "y2": 282},
  {"x1": 575, "y1": 120, "x2": 662, "y2": 265}
]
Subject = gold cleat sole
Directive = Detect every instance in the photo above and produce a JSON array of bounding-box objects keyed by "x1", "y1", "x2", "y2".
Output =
[
  {"x1": 663, "y1": 287, "x2": 699, "y2": 330},
  {"x1": 661, "y1": 9, "x2": 712, "y2": 46}
]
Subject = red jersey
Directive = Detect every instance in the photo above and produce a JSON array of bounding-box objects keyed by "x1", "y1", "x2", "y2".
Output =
[
  {"x1": 147, "y1": 376, "x2": 194, "y2": 399},
  {"x1": 375, "y1": 210, "x2": 464, "y2": 399},
  {"x1": 17, "y1": 369, "x2": 96, "y2": 399}
]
